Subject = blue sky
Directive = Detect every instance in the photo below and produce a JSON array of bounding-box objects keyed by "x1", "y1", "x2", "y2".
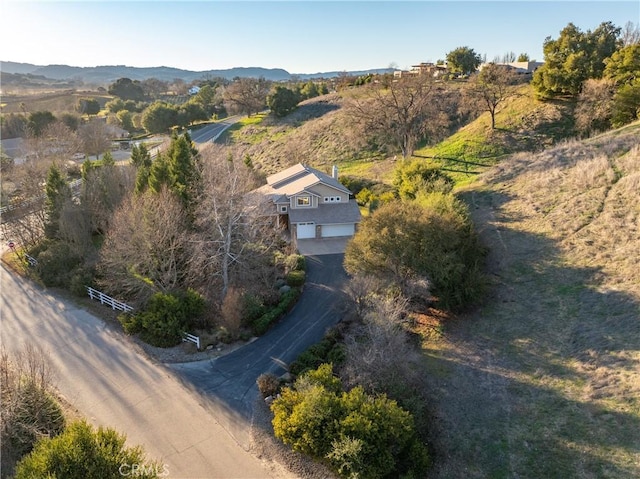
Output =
[{"x1": 2, "y1": 1, "x2": 638, "y2": 73}]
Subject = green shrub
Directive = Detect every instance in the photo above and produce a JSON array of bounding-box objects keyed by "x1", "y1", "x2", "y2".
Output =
[
  {"x1": 271, "y1": 364, "x2": 429, "y2": 478},
  {"x1": 69, "y1": 265, "x2": 96, "y2": 297},
  {"x1": 285, "y1": 254, "x2": 306, "y2": 272},
  {"x1": 35, "y1": 241, "x2": 83, "y2": 287},
  {"x1": 14, "y1": 420, "x2": 160, "y2": 479},
  {"x1": 289, "y1": 332, "x2": 345, "y2": 376},
  {"x1": 241, "y1": 293, "x2": 266, "y2": 324},
  {"x1": 118, "y1": 313, "x2": 143, "y2": 335},
  {"x1": 286, "y1": 270, "x2": 306, "y2": 287},
  {"x1": 126, "y1": 289, "x2": 205, "y2": 347},
  {"x1": 251, "y1": 288, "x2": 301, "y2": 335}
]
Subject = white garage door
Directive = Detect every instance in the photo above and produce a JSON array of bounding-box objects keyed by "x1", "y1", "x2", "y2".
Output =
[
  {"x1": 296, "y1": 222, "x2": 316, "y2": 239},
  {"x1": 321, "y1": 224, "x2": 355, "y2": 238}
]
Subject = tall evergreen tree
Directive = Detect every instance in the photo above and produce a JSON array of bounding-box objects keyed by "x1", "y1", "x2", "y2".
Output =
[{"x1": 44, "y1": 164, "x2": 72, "y2": 239}]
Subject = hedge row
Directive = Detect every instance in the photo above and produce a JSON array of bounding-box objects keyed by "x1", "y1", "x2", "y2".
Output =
[{"x1": 251, "y1": 287, "x2": 301, "y2": 336}]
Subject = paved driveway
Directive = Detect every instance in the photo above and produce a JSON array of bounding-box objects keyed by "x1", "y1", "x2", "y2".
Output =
[
  {"x1": 295, "y1": 237, "x2": 351, "y2": 255},
  {"x1": 169, "y1": 253, "x2": 348, "y2": 447}
]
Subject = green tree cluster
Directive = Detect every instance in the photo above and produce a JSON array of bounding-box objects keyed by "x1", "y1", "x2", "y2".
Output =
[
  {"x1": 267, "y1": 86, "x2": 300, "y2": 117},
  {"x1": 108, "y1": 77, "x2": 146, "y2": 101},
  {"x1": 345, "y1": 194, "x2": 485, "y2": 311},
  {"x1": 532, "y1": 21, "x2": 621, "y2": 98},
  {"x1": 446, "y1": 46, "x2": 482, "y2": 76},
  {"x1": 271, "y1": 364, "x2": 429, "y2": 478},
  {"x1": 76, "y1": 97, "x2": 100, "y2": 116}
]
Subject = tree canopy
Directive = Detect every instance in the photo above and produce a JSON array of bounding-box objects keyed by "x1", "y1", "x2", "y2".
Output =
[
  {"x1": 223, "y1": 77, "x2": 271, "y2": 116},
  {"x1": 76, "y1": 97, "x2": 100, "y2": 116},
  {"x1": 446, "y1": 46, "x2": 482, "y2": 75},
  {"x1": 344, "y1": 195, "x2": 485, "y2": 311},
  {"x1": 532, "y1": 21, "x2": 622, "y2": 98},
  {"x1": 267, "y1": 86, "x2": 300, "y2": 117},
  {"x1": 141, "y1": 101, "x2": 178, "y2": 134},
  {"x1": 108, "y1": 77, "x2": 146, "y2": 101}
]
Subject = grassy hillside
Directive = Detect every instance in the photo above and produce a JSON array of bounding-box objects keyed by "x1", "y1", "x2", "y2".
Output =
[
  {"x1": 412, "y1": 84, "x2": 576, "y2": 186},
  {"x1": 221, "y1": 84, "x2": 577, "y2": 188},
  {"x1": 219, "y1": 93, "x2": 392, "y2": 178},
  {"x1": 422, "y1": 121, "x2": 640, "y2": 478}
]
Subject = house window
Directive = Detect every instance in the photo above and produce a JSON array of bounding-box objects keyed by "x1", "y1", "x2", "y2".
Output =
[
  {"x1": 297, "y1": 196, "x2": 311, "y2": 206},
  {"x1": 324, "y1": 196, "x2": 342, "y2": 203},
  {"x1": 280, "y1": 205, "x2": 288, "y2": 213},
  {"x1": 335, "y1": 196, "x2": 341, "y2": 202}
]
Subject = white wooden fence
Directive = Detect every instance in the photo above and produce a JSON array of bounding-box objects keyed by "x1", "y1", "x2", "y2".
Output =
[
  {"x1": 182, "y1": 333, "x2": 201, "y2": 350},
  {"x1": 86, "y1": 286, "x2": 134, "y2": 313},
  {"x1": 85, "y1": 286, "x2": 200, "y2": 349}
]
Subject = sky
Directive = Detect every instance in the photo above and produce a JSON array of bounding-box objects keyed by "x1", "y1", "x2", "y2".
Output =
[{"x1": 1, "y1": 1, "x2": 639, "y2": 74}]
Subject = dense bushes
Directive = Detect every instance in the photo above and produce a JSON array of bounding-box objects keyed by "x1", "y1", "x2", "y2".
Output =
[
  {"x1": 271, "y1": 364, "x2": 430, "y2": 478},
  {"x1": 345, "y1": 193, "x2": 485, "y2": 311},
  {"x1": 119, "y1": 289, "x2": 205, "y2": 347},
  {"x1": 32, "y1": 240, "x2": 83, "y2": 288},
  {"x1": 1, "y1": 345, "x2": 65, "y2": 473},
  {"x1": 251, "y1": 287, "x2": 301, "y2": 335},
  {"x1": 14, "y1": 420, "x2": 161, "y2": 479},
  {"x1": 285, "y1": 270, "x2": 305, "y2": 287},
  {"x1": 289, "y1": 328, "x2": 346, "y2": 376}
]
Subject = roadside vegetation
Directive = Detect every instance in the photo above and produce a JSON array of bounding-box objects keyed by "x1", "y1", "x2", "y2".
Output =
[{"x1": 1, "y1": 345, "x2": 159, "y2": 479}]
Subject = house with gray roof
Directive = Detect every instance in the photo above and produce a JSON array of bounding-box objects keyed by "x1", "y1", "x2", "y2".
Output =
[{"x1": 252, "y1": 163, "x2": 361, "y2": 241}]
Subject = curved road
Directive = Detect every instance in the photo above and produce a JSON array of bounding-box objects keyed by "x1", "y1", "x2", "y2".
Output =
[
  {"x1": 0, "y1": 255, "x2": 276, "y2": 479},
  {"x1": 0, "y1": 250, "x2": 348, "y2": 477}
]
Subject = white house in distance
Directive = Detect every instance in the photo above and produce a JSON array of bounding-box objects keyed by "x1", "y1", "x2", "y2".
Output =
[
  {"x1": 252, "y1": 163, "x2": 361, "y2": 242},
  {"x1": 188, "y1": 86, "x2": 201, "y2": 95}
]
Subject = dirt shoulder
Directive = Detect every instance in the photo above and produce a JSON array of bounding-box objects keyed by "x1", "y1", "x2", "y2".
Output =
[{"x1": 421, "y1": 129, "x2": 640, "y2": 478}]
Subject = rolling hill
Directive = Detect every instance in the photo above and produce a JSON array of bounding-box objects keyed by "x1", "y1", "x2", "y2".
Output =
[{"x1": 0, "y1": 60, "x2": 393, "y2": 84}]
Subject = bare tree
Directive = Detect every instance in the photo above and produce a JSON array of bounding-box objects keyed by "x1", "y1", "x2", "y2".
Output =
[
  {"x1": 78, "y1": 119, "x2": 111, "y2": 159},
  {"x1": 575, "y1": 78, "x2": 616, "y2": 134},
  {"x1": 621, "y1": 21, "x2": 640, "y2": 46},
  {"x1": 223, "y1": 77, "x2": 271, "y2": 116},
  {"x1": 467, "y1": 63, "x2": 520, "y2": 129},
  {"x1": 97, "y1": 188, "x2": 191, "y2": 303},
  {"x1": 81, "y1": 163, "x2": 136, "y2": 234},
  {"x1": 341, "y1": 292, "x2": 422, "y2": 393},
  {"x1": 347, "y1": 75, "x2": 452, "y2": 158},
  {"x1": 1, "y1": 344, "x2": 65, "y2": 472},
  {"x1": 190, "y1": 145, "x2": 267, "y2": 300}
]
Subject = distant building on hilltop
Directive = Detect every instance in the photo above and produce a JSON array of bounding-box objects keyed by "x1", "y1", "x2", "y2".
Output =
[{"x1": 394, "y1": 62, "x2": 448, "y2": 79}]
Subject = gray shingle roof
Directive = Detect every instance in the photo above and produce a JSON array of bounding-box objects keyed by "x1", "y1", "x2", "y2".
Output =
[{"x1": 288, "y1": 200, "x2": 361, "y2": 225}]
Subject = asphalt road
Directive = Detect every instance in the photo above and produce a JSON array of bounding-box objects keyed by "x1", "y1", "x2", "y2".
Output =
[
  {"x1": 189, "y1": 116, "x2": 240, "y2": 144},
  {"x1": 169, "y1": 253, "x2": 349, "y2": 446},
  {"x1": 0, "y1": 255, "x2": 277, "y2": 479}
]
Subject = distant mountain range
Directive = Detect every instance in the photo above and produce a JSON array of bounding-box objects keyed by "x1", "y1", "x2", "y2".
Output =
[{"x1": 0, "y1": 61, "x2": 393, "y2": 84}]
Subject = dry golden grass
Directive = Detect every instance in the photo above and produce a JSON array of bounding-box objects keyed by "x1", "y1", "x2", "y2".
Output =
[{"x1": 422, "y1": 122, "x2": 640, "y2": 478}]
